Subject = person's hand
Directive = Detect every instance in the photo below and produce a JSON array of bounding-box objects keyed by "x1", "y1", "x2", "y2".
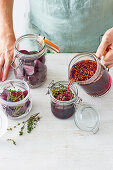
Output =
[
  {"x1": 0, "y1": 33, "x2": 15, "y2": 81},
  {"x1": 96, "y1": 28, "x2": 113, "y2": 69}
]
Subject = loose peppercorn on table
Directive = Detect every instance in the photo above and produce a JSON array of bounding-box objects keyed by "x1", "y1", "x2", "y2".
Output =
[{"x1": 1, "y1": 53, "x2": 113, "y2": 170}]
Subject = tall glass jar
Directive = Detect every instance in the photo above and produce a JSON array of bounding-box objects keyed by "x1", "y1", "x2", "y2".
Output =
[
  {"x1": 48, "y1": 81, "x2": 78, "y2": 119},
  {"x1": 0, "y1": 79, "x2": 32, "y2": 119},
  {"x1": 68, "y1": 53, "x2": 112, "y2": 96},
  {"x1": 12, "y1": 34, "x2": 59, "y2": 88}
]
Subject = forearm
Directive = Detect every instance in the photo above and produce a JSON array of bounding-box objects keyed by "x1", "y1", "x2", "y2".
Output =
[{"x1": 0, "y1": 0, "x2": 14, "y2": 37}]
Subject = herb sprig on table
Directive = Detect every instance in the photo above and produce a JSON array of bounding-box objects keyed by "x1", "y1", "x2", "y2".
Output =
[
  {"x1": 7, "y1": 139, "x2": 16, "y2": 145},
  {"x1": 7, "y1": 113, "x2": 41, "y2": 145}
]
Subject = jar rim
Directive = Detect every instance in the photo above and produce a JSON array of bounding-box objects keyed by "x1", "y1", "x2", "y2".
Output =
[
  {"x1": 49, "y1": 81, "x2": 78, "y2": 104},
  {"x1": 14, "y1": 34, "x2": 45, "y2": 59},
  {"x1": 0, "y1": 79, "x2": 30, "y2": 106},
  {"x1": 68, "y1": 53, "x2": 101, "y2": 85}
]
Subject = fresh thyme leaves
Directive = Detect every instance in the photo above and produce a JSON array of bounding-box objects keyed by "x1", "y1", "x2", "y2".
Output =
[
  {"x1": 7, "y1": 139, "x2": 16, "y2": 145},
  {"x1": 7, "y1": 128, "x2": 13, "y2": 131},
  {"x1": 0, "y1": 89, "x2": 28, "y2": 102},
  {"x1": 7, "y1": 113, "x2": 41, "y2": 145},
  {"x1": 52, "y1": 83, "x2": 74, "y2": 101},
  {"x1": 51, "y1": 83, "x2": 67, "y2": 95},
  {"x1": 27, "y1": 113, "x2": 40, "y2": 133},
  {"x1": 19, "y1": 122, "x2": 26, "y2": 136},
  {"x1": 7, "y1": 122, "x2": 21, "y2": 131}
]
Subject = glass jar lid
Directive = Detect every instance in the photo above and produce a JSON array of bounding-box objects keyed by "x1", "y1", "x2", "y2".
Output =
[
  {"x1": 74, "y1": 103, "x2": 100, "y2": 134},
  {"x1": 0, "y1": 107, "x2": 8, "y2": 137}
]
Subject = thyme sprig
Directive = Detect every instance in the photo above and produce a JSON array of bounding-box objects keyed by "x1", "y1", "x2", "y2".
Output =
[
  {"x1": 6, "y1": 90, "x2": 24, "y2": 102},
  {"x1": 7, "y1": 113, "x2": 40, "y2": 135},
  {"x1": 51, "y1": 84, "x2": 74, "y2": 101},
  {"x1": 0, "y1": 89, "x2": 25, "y2": 102},
  {"x1": 7, "y1": 139, "x2": 16, "y2": 145},
  {"x1": 7, "y1": 113, "x2": 41, "y2": 145}
]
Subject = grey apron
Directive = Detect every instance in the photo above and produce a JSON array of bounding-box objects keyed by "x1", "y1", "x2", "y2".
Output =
[{"x1": 24, "y1": 0, "x2": 113, "y2": 52}]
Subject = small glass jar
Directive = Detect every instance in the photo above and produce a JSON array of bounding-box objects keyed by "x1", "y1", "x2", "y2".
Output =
[
  {"x1": 68, "y1": 53, "x2": 112, "y2": 96},
  {"x1": 48, "y1": 81, "x2": 78, "y2": 119},
  {"x1": 12, "y1": 34, "x2": 59, "y2": 88},
  {"x1": 0, "y1": 79, "x2": 32, "y2": 119},
  {"x1": 48, "y1": 80, "x2": 100, "y2": 134}
]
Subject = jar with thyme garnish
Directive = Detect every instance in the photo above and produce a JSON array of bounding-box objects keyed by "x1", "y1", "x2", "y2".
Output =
[
  {"x1": 48, "y1": 81, "x2": 100, "y2": 134},
  {"x1": 0, "y1": 79, "x2": 32, "y2": 119},
  {"x1": 48, "y1": 81, "x2": 78, "y2": 119}
]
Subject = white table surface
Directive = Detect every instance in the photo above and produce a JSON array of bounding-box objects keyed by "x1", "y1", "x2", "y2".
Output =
[{"x1": 1, "y1": 53, "x2": 113, "y2": 170}]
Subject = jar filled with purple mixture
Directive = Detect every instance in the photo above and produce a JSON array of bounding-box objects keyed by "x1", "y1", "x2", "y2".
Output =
[
  {"x1": 12, "y1": 34, "x2": 59, "y2": 88},
  {"x1": 68, "y1": 53, "x2": 112, "y2": 96},
  {"x1": 48, "y1": 81, "x2": 78, "y2": 119},
  {"x1": 0, "y1": 79, "x2": 32, "y2": 119}
]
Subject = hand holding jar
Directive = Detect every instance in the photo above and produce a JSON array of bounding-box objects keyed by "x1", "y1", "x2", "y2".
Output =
[
  {"x1": 0, "y1": 33, "x2": 15, "y2": 81},
  {"x1": 96, "y1": 27, "x2": 113, "y2": 69}
]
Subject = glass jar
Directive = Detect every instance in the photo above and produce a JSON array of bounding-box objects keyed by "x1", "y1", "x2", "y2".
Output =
[
  {"x1": 12, "y1": 34, "x2": 59, "y2": 88},
  {"x1": 68, "y1": 53, "x2": 112, "y2": 96},
  {"x1": 0, "y1": 79, "x2": 32, "y2": 119},
  {"x1": 48, "y1": 81, "x2": 79, "y2": 119},
  {"x1": 48, "y1": 80, "x2": 100, "y2": 133}
]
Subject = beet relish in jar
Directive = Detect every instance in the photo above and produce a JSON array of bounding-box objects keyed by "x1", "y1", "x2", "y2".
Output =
[
  {"x1": 69, "y1": 53, "x2": 112, "y2": 96},
  {"x1": 0, "y1": 79, "x2": 32, "y2": 119},
  {"x1": 48, "y1": 81, "x2": 78, "y2": 119}
]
